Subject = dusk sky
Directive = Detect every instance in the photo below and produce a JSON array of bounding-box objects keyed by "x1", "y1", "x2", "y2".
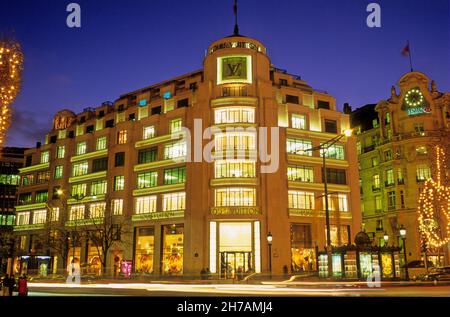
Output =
[{"x1": 1, "y1": 0, "x2": 449, "y2": 148}]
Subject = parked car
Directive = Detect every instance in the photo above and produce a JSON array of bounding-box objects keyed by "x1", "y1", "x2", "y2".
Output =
[
  {"x1": 419, "y1": 266, "x2": 450, "y2": 282},
  {"x1": 401, "y1": 260, "x2": 434, "y2": 280}
]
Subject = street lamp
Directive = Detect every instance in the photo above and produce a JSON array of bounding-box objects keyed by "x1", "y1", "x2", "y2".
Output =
[
  {"x1": 267, "y1": 232, "x2": 273, "y2": 279},
  {"x1": 383, "y1": 232, "x2": 389, "y2": 246},
  {"x1": 299, "y1": 129, "x2": 352, "y2": 278},
  {"x1": 399, "y1": 225, "x2": 409, "y2": 280}
]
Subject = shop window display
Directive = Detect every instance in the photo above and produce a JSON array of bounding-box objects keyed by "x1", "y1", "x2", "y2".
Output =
[
  {"x1": 87, "y1": 242, "x2": 102, "y2": 276},
  {"x1": 135, "y1": 227, "x2": 155, "y2": 274},
  {"x1": 162, "y1": 224, "x2": 184, "y2": 275},
  {"x1": 381, "y1": 253, "x2": 394, "y2": 278},
  {"x1": 290, "y1": 224, "x2": 315, "y2": 272}
]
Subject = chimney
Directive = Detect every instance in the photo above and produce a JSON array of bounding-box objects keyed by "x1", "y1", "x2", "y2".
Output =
[{"x1": 343, "y1": 103, "x2": 352, "y2": 114}]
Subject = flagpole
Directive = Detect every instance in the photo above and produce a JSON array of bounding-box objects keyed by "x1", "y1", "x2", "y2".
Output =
[
  {"x1": 234, "y1": 0, "x2": 239, "y2": 36},
  {"x1": 408, "y1": 40, "x2": 414, "y2": 72}
]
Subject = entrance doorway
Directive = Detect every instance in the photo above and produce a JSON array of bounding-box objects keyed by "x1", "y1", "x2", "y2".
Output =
[{"x1": 220, "y1": 252, "x2": 252, "y2": 279}]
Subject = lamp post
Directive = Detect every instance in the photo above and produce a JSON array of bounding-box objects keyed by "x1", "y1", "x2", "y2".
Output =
[
  {"x1": 399, "y1": 225, "x2": 409, "y2": 280},
  {"x1": 299, "y1": 129, "x2": 352, "y2": 278},
  {"x1": 267, "y1": 232, "x2": 273, "y2": 279}
]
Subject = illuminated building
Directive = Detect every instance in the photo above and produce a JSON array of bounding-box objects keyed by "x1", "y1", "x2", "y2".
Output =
[
  {"x1": 351, "y1": 72, "x2": 450, "y2": 266},
  {"x1": 0, "y1": 147, "x2": 26, "y2": 273},
  {"x1": 13, "y1": 33, "x2": 361, "y2": 277}
]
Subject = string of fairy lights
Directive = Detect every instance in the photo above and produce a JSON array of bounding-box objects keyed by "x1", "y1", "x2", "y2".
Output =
[
  {"x1": 0, "y1": 39, "x2": 24, "y2": 146},
  {"x1": 417, "y1": 145, "x2": 450, "y2": 248}
]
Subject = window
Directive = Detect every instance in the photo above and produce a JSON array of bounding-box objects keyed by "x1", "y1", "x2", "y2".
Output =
[
  {"x1": 372, "y1": 119, "x2": 379, "y2": 128},
  {"x1": 374, "y1": 196, "x2": 382, "y2": 211},
  {"x1": 114, "y1": 175, "x2": 125, "y2": 191},
  {"x1": 279, "y1": 79, "x2": 288, "y2": 86},
  {"x1": 56, "y1": 146, "x2": 65, "y2": 159},
  {"x1": 112, "y1": 199, "x2": 123, "y2": 215},
  {"x1": 89, "y1": 202, "x2": 106, "y2": 218},
  {"x1": 76, "y1": 142, "x2": 87, "y2": 155},
  {"x1": 17, "y1": 212, "x2": 30, "y2": 225},
  {"x1": 22, "y1": 175, "x2": 34, "y2": 186},
  {"x1": 169, "y1": 118, "x2": 183, "y2": 133},
  {"x1": 151, "y1": 106, "x2": 162, "y2": 115},
  {"x1": 386, "y1": 169, "x2": 394, "y2": 186},
  {"x1": 329, "y1": 225, "x2": 350, "y2": 246},
  {"x1": 397, "y1": 168, "x2": 405, "y2": 184},
  {"x1": 37, "y1": 171, "x2": 50, "y2": 184},
  {"x1": 323, "y1": 193, "x2": 348, "y2": 212},
  {"x1": 117, "y1": 130, "x2": 128, "y2": 144},
  {"x1": 137, "y1": 171, "x2": 158, "y2": 189},
  {"x1": 138, "y1": 148, "x2": 157, "y2": 164},
  {"x1": 215, "y1": 188, "x2": 255, "y2": 207},
  {"x1": 287, "y1": 166, "x2": 314, "y2": 182},
  {"x1": 69, "y1": 205, "x2": 85, "y2": 221},
  {"x1": 371, "y1": 157, "x2": 379, "y2": 167},
  {"x1": 373, "y1": 174, "x2": 380, "y2": 190},
  {"x1": 135, "y1": 196, "x2": 157, "y2": 214},
  {"x1": 91, "y1": 180, "x2": 107, "y2": 196},
  {"x1": 214, "y1": 160, "x2": 256, "y2": 178},
  {"x1": 33, "y1": 210, "x2": 47, "y2": 224},
  {"x1": 86, "y1": 125, "x2": 94, "y2": 134},
  {"x1": 115, "y1": 152, "x2": 125, "y2": 167},
  {"x1": 71, "y1": 183, "x2": 87, "y2": 197},
  {"x1": 286, "y1": 94, "x2": 299, "y2": 104},
  {"x1": 164, "y1": 167, "x2": 186, "y2": 184},
  {"x1": 291, "y1": 114, "x2": 306, "y2": 129},
  {"x1": 387, "y1": 191, "x2": 396, "y2": 210},
  {"x1": 143, "y1": 126, "x2": 156, "y2": 140},
  {"x1": 416, "y1": 145, "x2": 427, "y2": 155},
  {"x1": 416, "y1": 164, "x2": 431, "y2": 181},
  {"x1": 324, "y1": 119, "x2": 338, "y2": 134},
  {"x1": 286, "y1": 139, "x2": 312, "y2": 155},
  {"x1": 92, "y1": 157, "x2": 108, "y2": 172},
  {"x1": 385, "y1": 113, "x2": 391, "y2": 124},
  {"x1": 164, "y1": 141, "x2": 187, "y2": 159},
  {"x1": 19, "y1": 193, "x2": 33, "y2": 204},
  {"x1": 163, "y1": 192, "x2": 186, "y2": 211},
  {"x1": 214, "y1": 107, "x2": 255, "y2": 124},
  {"x1": 215, "y1": 132, "x2": 256, "y2": 151},
  {"x1": 35, "y1": 190, "x2": 48, "y2": 203},
  {"x1": 41, "y1": 151, "x2": 49, "y2": 163},
  {"x1": 414, "y1": 123, "x2": 425, "y2": 134},
  {"x1": 322, "y1": 168, "x2": 346, "y2": 184},
  {"x1": 288, "y1": 191, "x2": 315, "y2": 210},
  {"x1": 384, "y1": 150, "x2": 392, "y2": 161},
  {"x1": 317, "y1": 100, "x2": 330, "y2": 109},
  {"x1": 50, "y1": 135, "x2": 57, "y2": 144},
  {"x1": 177, "y1": 98, "x2": 189, "y2": 108},
  {"x1": 321, "y1": 144, "x2": 344, "y2": 160},
  {"x1": 72, "y1": 161, "x2": 88, "y2": 176},
  {"x1": 96, "y1": 137, "x2": 107, "y2": 150},
  {"x1": 105, "y1": 119, "x2": 114, "y2": 128}
]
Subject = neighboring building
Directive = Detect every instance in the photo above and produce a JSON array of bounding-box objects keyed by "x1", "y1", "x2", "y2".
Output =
[
  {"x1": 351, "y1": 72, "x2": 450, "y2": 266},
  {"x1": 13, "y1": 32, "x2": 360, "y2": 277},
  {"x1": 0, "y1": 147, "x2": 26, "y2": 273}
]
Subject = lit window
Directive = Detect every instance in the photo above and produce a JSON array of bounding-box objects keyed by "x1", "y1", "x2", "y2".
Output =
[
  {"x1": 288, "y1": 190, "x2": 314, "y2": 210},
  {"x1": 50, "y1": 207, "x2": 60, "y2": 222},
  {"x1": 16, "y1": 212, "x2": 30, "y2": 226},
  {"x1": 35, "y1": 190, "x2": 48, "y2": 203},
  {"x1": 96, "y1": 137, "x2": 107, "y2": 150},
  {"x1": 374, "y1": 196, "x2": 382, "y2": 211},
  {"x1": 72, "y1": 161, "x2": 88, "y2": 176},
  {"x1": 56, "y1": 146, "x2": 65, "y2": 159},
  {"x1": 162, "y1": 192, "x2": 186, "y2": 211},
  {"x1": 372, "y1": 174, "x2": 380, "y2": 189},
  {"x1": 91, "y1": 180, "x2": 107, "y2": 196},
  {"x1": 287, "y1": 166, "x2": 314, "y2": 182},
  {"x1": 112, "y1": 199, "x2": 123, "y2": 215},
  {"x1": 137, "y1": 171, "x2": 158, "y2": 189},
  {"x1": 286, "y1": 138, "x2": 312, "y2": 155},
  {"x1": 215, "y1": 132, "x2": 256, "y2": 151},
  {"x1": 32, "y1": 209, "x2": 47, "y2": 224},
  {"x1": 164, "y1": 141, "x2": 187, "y2": 159},
  {"x1": 416, "y1": 164, "x2": 431, "y2": 181},
  {"x1": 170, "y1": 118, "x2": 183, "y2": 133},
  {"x1": 291, "y1": 114, "x2": 306, "y2": 129},
  {"x1": 323, "y1": 193, "x2": 348, "y2": 212},
  {"x1": 371, "y1": 157, "x2": 379, "y2": 167},
  {"x1": 41, "y1": 151, "x2": 50, "y2": 163},
  {"x1": 320, "y1": 144, "x2": 344, "y2": 160},
  {"x1": 214, "y1": 160, "x2": 255, "y2": 178},
  {"x1": 76, "y1": 142, "x2": 87, "y2": 155},
  {"x1": 114, "y1": 175, "x2": 125, "y2": 191},
  {"x1": 71, "y1": 183, "x2": 87, "y2": 197},
  {"x1": 387, "y1": 191, "x2": 396, "y2": 210},
  {"x1": 117, "y1": 130, "x2": 128, "y2": 144},
  {"x1": 69, "y1": 205, "x2": 85, "y2": 220},
  {"x1": 135, "y1": 196, "x2": 157, "y2": 214},
  {"x1": 416, "y1": 145, "x2": 427, "y2": 155},
  {"x1": 214, "y1": 107, "x2": 255, "y2": 124},
  {"x1": 89, "y1": 202, "x2": 106, "y2": 218},
  {"x1": 54, "y1": 166, "x2": 63, "y2": 179},
  {"x1": 215, "y1": 188, "x2": 255, "y2": 207},
  {"x1": 143, "y1": 126, "x2": 156, "y2": 140},
  {"x1": 164, "y1": 167, "x2": 186, "y2": 184}
]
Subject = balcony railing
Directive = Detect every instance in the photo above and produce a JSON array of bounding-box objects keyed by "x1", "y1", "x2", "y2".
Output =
[{"x1": 221, "y1": 86, "x2": 249, "y2": 97}]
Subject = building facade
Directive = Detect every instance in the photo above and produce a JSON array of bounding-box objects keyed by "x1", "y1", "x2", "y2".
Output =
[
  {"x1": 13, "y1": 34, "x2": 361, "y2": 277},
  {"x1": 351, "y1": 72, "x2": 450, "y2": 266},
  {"x1": 0, "y1": 147, "x2": 26, "y2": 273}
]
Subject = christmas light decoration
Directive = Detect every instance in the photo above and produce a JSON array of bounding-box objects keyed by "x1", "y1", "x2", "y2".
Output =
[
  {"x1": 0, "y1": 39, "x2": 24, "y2": 145},
  {"x1": 417, "y1": 145, "x2": 450, "y2": 248}
]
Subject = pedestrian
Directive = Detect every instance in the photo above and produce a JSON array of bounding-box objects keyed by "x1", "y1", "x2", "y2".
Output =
[
  {"x1": 2, "y1": 274, "x2": 9, "y2": 296},
  {"x1": 18, "y1": 275, "x2": 28, "y2": 296},
  {"x1": 8, "y1": 274, "x2": 16, "y2": 296}
]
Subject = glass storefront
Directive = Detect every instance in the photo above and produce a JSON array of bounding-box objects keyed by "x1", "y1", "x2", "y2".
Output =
[
  {"x1": 290, "y1": 224, "x2": 315, "y2": 272},
  {"x1": 381, "y1": 253, "x2": 394, "y2": 278},
  {"x1": 135, "y1": 227, "x2": 155, "y2": 274},
  {"x1": 359, "y1": 252, "x2": 372, "y2": 278},
  {"x1": 67, "y1": 247, "x2": 81, "y2": 267},
  {"x1": 87, "y1": 242, "x2": 102, "y2": 275},
  {"x1": 162, "y1": 224, "x2": 184, "y2": 275}
]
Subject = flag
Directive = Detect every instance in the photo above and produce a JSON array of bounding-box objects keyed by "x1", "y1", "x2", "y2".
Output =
[{"x1": 401, "y1": 43, "x2": 410, "y2": 56}]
